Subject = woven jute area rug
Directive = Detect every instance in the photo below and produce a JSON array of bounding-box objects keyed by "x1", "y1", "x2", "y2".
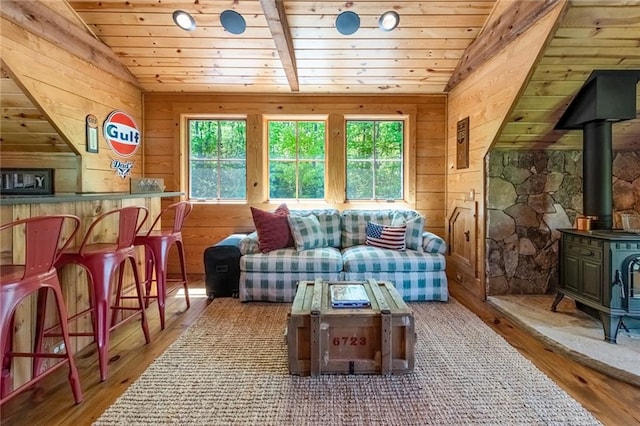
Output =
[{"x1": 95, "y1": 298, "x2": 600, "y2": 425}]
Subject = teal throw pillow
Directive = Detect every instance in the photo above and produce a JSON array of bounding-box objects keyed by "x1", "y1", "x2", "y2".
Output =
[
  {"x1": 392, "y1": 213, "x2": 425, "y2": 250},
  {"x1": 288, "y1": 215, "x2": 327, "y2": 251}
]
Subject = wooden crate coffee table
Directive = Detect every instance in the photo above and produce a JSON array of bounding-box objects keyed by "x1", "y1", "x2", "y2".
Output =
[{"x1": 286, "y1": 278, "x2": 416, "y2": 376}]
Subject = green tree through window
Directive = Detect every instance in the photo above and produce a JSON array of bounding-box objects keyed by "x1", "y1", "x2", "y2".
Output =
[
  {"x1": 268, "y1": 120, "x2": 326, "y2": 199},
  {"x1": 346, "y1": 120, "x2": 404, "y2": 200},
  {"x1": 188, "y1": 119, "x2": 246, "y2": 200}
]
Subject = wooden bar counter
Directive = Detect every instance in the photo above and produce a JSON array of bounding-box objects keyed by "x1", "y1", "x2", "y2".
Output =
[{"x1": 0, "y1": 191, "x2": 182, "y2": 389}]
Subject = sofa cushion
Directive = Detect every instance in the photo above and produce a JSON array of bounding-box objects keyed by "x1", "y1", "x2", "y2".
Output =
[
  {"x1": 250, "y1": 204, "x2": 294, "y2": 252},
  {"x1": 341, "y1": 210, "x2": 397, "y2": 248},
  {"x1": 343, "y1": 271, "x2": 448, "y2": 302},
  {"x1": 290, "y1": 209, "x2": 341, "y2": 248},
  {"x1": 239, "y1": 271, "x2": 343, "y2": 302},
  {"x1": 341, "y1": 209, "x2": 425, "y2": 249},
  {"x1": 288, "y1": 215, "x2": 327, "y2": 251},
  {"x1": 391, "y1": 213, "x2": 425, "y2": 250},
  {"x1": 240, "y1": 247, "x2": 343, "y2": 273},
  {"x1": 365, "y1": 222, "x2": 406, "y2": 250},
  {"x1": 342, "y1": 246, "x2": 445, "y2": 273}
]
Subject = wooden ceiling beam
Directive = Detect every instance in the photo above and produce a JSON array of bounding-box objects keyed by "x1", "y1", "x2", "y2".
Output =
[
  {"x1": 260, "y1": 0, "x2": 299, "y2": 92},
  {"x1": 1, "y1": 0, "x2": 140, "y2": 88},
  {"x1": 445, "y1": 0, "x2": 561, "y2": 92}
]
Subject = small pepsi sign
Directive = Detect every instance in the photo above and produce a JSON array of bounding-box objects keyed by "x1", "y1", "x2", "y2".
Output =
[{"x1": 103, "y1": 110, "x2": 141, "y2": 157}]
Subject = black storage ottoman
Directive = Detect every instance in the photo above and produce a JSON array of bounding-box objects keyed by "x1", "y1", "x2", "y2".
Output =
[{"x1": 204, "y1": 234, "x2": 245, "y2": 300}]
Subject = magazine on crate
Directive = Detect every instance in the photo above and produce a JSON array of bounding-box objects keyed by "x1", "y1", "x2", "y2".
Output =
[{"x1": 330, "y1": 283, "x2": 371, "y2": 308}]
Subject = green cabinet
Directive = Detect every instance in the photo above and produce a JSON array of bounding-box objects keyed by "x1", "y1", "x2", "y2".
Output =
[{"x1": 560, "y1": 235, "x2": 603, "y2": 303}]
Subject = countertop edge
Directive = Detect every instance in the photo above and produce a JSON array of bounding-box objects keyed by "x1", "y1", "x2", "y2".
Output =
[{"x1": 0, "y1": 192, "x2": 184, "y2": 206}]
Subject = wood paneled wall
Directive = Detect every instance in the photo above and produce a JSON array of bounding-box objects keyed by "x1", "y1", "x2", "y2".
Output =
[
  {"x1": 0, "y1": 3, "x2": 143, "y2": 193},
  {"x1": 0, "y1": 153, "x2": 79, "y2": 194},
  {"x1": 445, "y1": 0, "x2": 566, "y2": 300},
  {"x1": 143, "y1": 93, "x2": 446, "y2": 275}
]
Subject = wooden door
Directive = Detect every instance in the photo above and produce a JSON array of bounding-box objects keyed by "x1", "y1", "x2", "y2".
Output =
[{"x1": 448, "y1": 200, "x2": 481, "y2": 298}]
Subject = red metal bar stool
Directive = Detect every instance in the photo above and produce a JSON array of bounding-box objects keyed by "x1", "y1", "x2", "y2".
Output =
[
  {"x1": 133, "y1": 201, "x2": 193, "y2": 330},
  {"x1": 55, "y1": 206, "x2": 151, "y2": 382},
  {"x1": 1, "y1": 215, "x2": 83, "y2": 405}
]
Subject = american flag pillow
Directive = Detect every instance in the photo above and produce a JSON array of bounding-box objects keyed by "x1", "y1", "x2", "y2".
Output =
[{"x1": 365, "y1": 222, "x2": 406, "y2": 250}]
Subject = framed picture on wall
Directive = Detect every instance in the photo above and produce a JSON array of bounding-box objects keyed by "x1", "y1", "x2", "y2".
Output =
[
  {"x1": 86, "y1": 114, "x2": 99, "y2": 153},
  {"x1": 456, "y1": 117, "x2": 469, "y2": 169},
  {"x1": 0, "y1": 168, "x2": 54, "y2": 195}
]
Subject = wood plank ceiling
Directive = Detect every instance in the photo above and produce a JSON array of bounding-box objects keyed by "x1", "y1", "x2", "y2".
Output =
[
  {"x1": 67, "y1": 0, "x2": 497, "y2": 94},
  {"x1": 1, "y1": 0, "x2": 638, "y2": 153},
  {"x1": 0, "y1": 68, "x2": 67, "y2": 152},
  {"x1": 497, "y1": 1, "x2": 640, "y2": 151}
]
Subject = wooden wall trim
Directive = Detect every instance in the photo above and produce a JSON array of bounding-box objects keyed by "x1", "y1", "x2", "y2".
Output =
[
  {"x1": 247, "y1": 114, "x2": 265, "y2": 203},
  {"x1": 326, "y1": 114, "x2": 345, "y2": 204}
]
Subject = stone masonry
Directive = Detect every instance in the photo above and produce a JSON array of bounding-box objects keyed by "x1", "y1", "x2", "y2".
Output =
[{"x1": 486, "y1": 150, "x2": 640, "y2": 296}]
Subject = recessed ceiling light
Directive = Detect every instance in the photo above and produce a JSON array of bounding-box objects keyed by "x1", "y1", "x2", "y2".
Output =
[
  {"x1": 335, "y1": 11, "x2": 360, "y2": 36},
  {"x1": 220, "y1": 10, "x2": 246, "y2": 35},
  {"x1": 173, "y1": 10, "x2": 196, "y2": 31},
  {"x1": 378, "y1": 10, "x2": 400, "y2": 32}
]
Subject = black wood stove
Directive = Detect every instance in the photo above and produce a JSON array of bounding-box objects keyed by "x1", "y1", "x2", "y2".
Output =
[
  {"x1": 552, "y1": 230, "x2": 640, "y2": 343},
  {"x1": 551, "y1": 70, "x2": 640, "y2": 343}
]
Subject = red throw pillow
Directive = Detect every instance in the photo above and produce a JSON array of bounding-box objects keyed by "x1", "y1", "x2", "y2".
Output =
[{"x1": 250, "y1": 203, "x2": 294, "y2": 252}]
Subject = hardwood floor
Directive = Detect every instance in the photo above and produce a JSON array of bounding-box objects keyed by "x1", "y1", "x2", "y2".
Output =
[
  {"x1": 450, "y1": 282, "x2": 640, "y2": 426},
  {"x1": 1, "y1": 279, "x2": 639, "y2": 425},
  {"x1": 0, "y1": 281, "x2": 210, "y2": 425}
]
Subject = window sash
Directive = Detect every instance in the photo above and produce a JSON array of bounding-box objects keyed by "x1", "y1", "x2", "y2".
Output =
[
  {"x1": 187, "y1": 119, "x2": 247, "y2": 200},
  {"x1": 345, "y1": 120, "x2": 405, "y2": 201},
  {"x1": 267, "y1": 120, "x2": 326, "y2": 200}
]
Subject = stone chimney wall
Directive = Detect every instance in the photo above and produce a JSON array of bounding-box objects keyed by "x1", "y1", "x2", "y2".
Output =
[{"x1": 486, "y1": 150, "x2": 640, "y2": 296}]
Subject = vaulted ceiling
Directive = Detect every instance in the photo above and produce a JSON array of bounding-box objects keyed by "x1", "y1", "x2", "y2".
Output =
[
  {"x1": 497, "y1": 1, "x2": 640, "y2": 151},
  {"x1": 1, "y1": 0, "x2": 639, "y2": 153},
  {"x1": 66, "y1": 0, "x2": 498, "y2": 94}
]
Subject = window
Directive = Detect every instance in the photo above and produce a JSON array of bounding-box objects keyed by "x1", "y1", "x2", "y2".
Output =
[
  {"x1": 346, "y1": 120, "x2": 404, "y2": 200},
  {"x1": 268, "y1": 120, "x2": 326, "y2": 199},
  {"x1": 188, "y1": 119, "x2": 246, "y2": 200}
]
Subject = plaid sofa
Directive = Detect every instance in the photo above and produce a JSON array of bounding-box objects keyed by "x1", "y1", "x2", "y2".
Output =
[{"x1": 237, "y1": 209, "x2": 448, "y2": 302}]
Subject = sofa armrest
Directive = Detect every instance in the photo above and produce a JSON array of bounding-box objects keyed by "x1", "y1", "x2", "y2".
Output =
[
  {"x1": 239, "y1": 231, "x2": 260, "y2": 255},
  {"x1": 215, "y1": 233, "x2": 246, "y2": 249},
  {"x1": 422, "y1": 232, "x2": 447, "y2": 255}
]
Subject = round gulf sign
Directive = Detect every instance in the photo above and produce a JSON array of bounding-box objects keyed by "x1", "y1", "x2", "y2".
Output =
[{"x1": 103, "y1": 110, "x2": 141, "y2": 157}]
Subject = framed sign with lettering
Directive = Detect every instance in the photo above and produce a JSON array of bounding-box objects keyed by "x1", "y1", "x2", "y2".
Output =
[
  {"x1": 456, "y1": 116, "x2": 469, "y2": 169},
  {"x1": 0, "y1": 168, "x2": 54, "y2": 195}
]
